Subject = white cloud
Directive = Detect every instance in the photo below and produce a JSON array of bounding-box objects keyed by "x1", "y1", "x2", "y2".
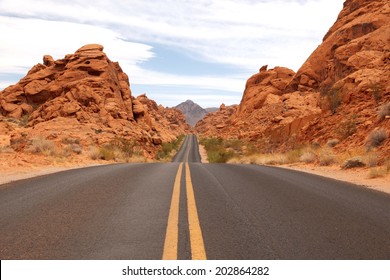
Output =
[
  {"x1": 0, "y1": 16, "x2": 154, "y2": 75},
  {"x1": 0, "y1": 0, "x2": 344, "y2": 106},
  {"x1": 0, "y1": 0, "x2": 343, "y2": 70}
]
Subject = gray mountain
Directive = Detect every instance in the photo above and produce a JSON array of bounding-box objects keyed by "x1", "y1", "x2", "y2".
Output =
[{"x1": 175, "y1": 100, "x2": 217, "y2": 127}]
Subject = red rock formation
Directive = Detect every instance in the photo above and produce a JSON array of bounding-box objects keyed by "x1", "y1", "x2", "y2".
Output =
[
  {"x1": 196, "y1": 104, "x2": 237, "y2": 138},
  {"x1": 0, "y1": 44, "x2": 189, "y2": 158},
  {"x1": 197, "y1": 0, "x2": 390, "y2": 159}
]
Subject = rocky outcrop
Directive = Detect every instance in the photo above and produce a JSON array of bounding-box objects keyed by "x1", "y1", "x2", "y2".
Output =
[
  {"x1": 196, "y1": 0, "x2": 390, "y2": 159},
  {"x1": 0, "y1": 44, "x2": 189, "y2": 158},
  {"x1": 197, "y1": 66, "x2": 321, "y2": 145},
  {"x1": 1, "y1": 44, "x2": 133, "y2": 124},
  {"x1": 196, "y1": 103, "x2": 238, "y2": 137}
]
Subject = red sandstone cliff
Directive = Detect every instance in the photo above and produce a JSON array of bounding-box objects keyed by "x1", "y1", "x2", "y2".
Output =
[{"x1": 197, "y1": 0, "x2": 389, "y2": 160}]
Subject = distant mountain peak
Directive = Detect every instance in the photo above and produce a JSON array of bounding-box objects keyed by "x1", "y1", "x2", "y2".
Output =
[{"x1": 175, "y1": 100, "x2": 217, "y2": 127}]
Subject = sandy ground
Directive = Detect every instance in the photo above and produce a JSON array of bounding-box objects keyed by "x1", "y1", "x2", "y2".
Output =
[
  {"x1": 281, "y1": 163, "x2": 390, "y2": 195},
  {"x1": 0, "y1": 152, "x2": 109, "y2": 185},
  {"x1": 198, "y1": 144, "x2": 209, "y2": 163}
]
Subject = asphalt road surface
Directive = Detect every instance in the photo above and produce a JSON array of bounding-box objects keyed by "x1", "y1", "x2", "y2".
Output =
[{"x1": 1, "y1": 135, "x2": 390, "y2": 259}]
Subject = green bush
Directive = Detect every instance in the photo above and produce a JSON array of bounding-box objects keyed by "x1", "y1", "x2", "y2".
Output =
[
  {"x1": 200, "y1": 137, "x2": 238, "y2": 163},
  {"x1": 157, "y1": 135, "x2": 185, "y2": 160}
]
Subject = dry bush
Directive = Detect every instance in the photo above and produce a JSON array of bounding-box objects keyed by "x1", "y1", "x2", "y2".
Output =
[
  {"x1": 318, "y1": 148, "x2": 336, "y2": 166},
  {"x1": 28, "y1": 137, "x2": 57, "y2": 156},
  {"x1": 327, "y1": 139, "x2": 340, "y2": 148},
  {"x1": 228, "y1": 153, "x2": 288, "y2": 165},
  {"x1": 368, "y1": 168, "x2": 387, "y2": 179},
  {"x1": 365, "y1": 152, "x2": 378, "y2": 167},
  {"x1": 342, "y1": 157, "x2": 366, "y2": 169},
  {"x1": 336, "y1": 115, "x2": 357, "y2": 140},
  {"x1": 378, "y1": 103, "x2": 390, "y2": 121},
  {"x1": 300, "y1": 152, "x2": 317, "y2": 163},
  {"x1": 326, "y1": 88, "x2": 343, "y2": 114},
  {"x1": 88, "y1": 146, "x2": 100, "y2": 160},
  {"x1": 366, "y1": 129, "x2": 388, "y2": 148}
]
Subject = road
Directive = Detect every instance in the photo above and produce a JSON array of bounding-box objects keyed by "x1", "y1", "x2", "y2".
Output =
[{"x1": 1, "y1": 135, "x2": 390, "y2": 259}]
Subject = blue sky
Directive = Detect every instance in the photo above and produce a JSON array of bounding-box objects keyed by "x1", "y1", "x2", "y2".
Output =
[{"x1": 0, "y1": 0, "x2": 343, "y2": 108}]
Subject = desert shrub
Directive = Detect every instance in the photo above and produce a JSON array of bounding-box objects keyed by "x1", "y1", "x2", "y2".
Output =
[
  {"x1": 366, "y1": 129, "x2": 388, "y2": 148},
  {"x1": 19, "y1": 114, "x2": 30, "y2": 127},
  {"x1": 29, "y1": 137, "x2": 56, "y2": 156},
  {"x1": 157, "y1": 135, "x2": 185, "y2": 160},
  {"x1": 368, "y1": 168, "x2": 387, "y2": 179},
  {"x1": 378, "y1": 103, "x2": 390, "y2": 121},
  {"x1": 370, "y1": 83, "x2": 383, "y2": 104},
  {"x1": 285, "y1": 148, "x2": 303, "y2": 164},
  {"x1": 318, "y1": 148, "x2": 336, "y2": 166},
  {"x1": 98, "y1": 146, "x2": 116, "y2": 161},
  {"x1": 109, "y1": 137, "x2": 137, "y2": 158},
  {"x1": 342, "y1": 157, "x2": 366, "y2": 169},
  {"x1": 336, "y1": 115, "x2": 357, "y2": 139},
  {"x1": 365, "y1": 152, "x2": 378, "y2": 167},
  {"x1": 207, "y1": 149, "x2": 235, "y2": 163},
  {"x1": 327, "y1": 88, "x2": 342, "y2": 114},
  {"x1": 300, "y1": 152, "x2": 317, "y2": 163},
  {"x1": 327, "y1": 139, "x2": 340, "y2": 148},
  {"x1": 88, "y1": 146, "x2": 100, "y2": 160},
  {"x1": 200, "y1": 137, "x2": 237, "y2": 163}
]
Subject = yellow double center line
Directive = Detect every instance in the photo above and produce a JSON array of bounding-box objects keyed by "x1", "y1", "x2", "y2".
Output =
[{"x1": 162, "y1": 138, "x2": 206, "y2": 260}]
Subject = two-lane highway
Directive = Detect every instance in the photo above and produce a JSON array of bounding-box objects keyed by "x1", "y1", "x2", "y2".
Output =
[{"x1": 1, "y1": 135, "x2": 390, "y2": 259}]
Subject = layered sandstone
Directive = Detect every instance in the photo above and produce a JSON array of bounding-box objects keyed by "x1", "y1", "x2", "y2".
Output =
[{"x1": 0, "y1": 44, "x2": 189, "y2": 159}]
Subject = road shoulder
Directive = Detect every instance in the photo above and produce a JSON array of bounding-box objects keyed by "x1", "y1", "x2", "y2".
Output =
[{"x1": 279, "y1": 163, "x2": 390, "y2": 195}]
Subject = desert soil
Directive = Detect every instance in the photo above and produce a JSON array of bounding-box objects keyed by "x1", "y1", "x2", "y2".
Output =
[{"x1": 281, "y1": 163, "x2": 390, "y2": 195}]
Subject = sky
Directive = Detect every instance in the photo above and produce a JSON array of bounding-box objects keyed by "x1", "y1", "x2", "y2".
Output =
[{"x1": 0, "y1": 0, "x2": 343, "y2": 108}]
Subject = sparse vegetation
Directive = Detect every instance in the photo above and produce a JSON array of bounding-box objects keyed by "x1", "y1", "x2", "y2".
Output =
[
  {"x1": 200, "y1": 137, "x2": 243, "y2": 163},
  {"x1": 88, "y1": 146, "x2": 100, "y2": 160},
  {"x1": 370, "y1": 83, "x2": 383, "y2": 104},
  {"x1": 327, "y1": 88, "x2": 343, "y2": 114},
  {"x1": 300, "y1": 151, "x2": 317, "y2": 163},
  {"x1": 318, "y1": 148, "x2": 336, "y2": 166},
  {"x1": 28, "y1": 137, "x2": 57, "y2": 156},
  {"x1": 19, "y1": 114, "x2": 30, "y2": 127},
  {"x1": 378, "y1": 103, "x2": 390, "y2": 121},
  {"x1": 365, "y1": 152, "x2": 378, "y2": 167},
  {"x1": 342, "y1": 157, "x2": 366, "y2": 169},
  {"x1": 368, "y1": 167, "x2": 387, "y2": 179},
  {"x1": 336, "y1": 115, "x2": 357, "y2": 140},
  {"x1": 327, "y1": 138, "x2": 340, "y2": 148},
  {"x1": 87, "y1": 137, "x2": 144, "y2": 162},
  {"x1": 366, "y1": 129, "x2": 388, "y2": 149},
  {"x1": 157, "y1": 135, "x2": 185, "y2": 160}
]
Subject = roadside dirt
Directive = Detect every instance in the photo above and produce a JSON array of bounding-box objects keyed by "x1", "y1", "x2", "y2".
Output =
[
  {"x1": 0, "y1": 152, "x2": 108, "y2": 185},
  {"x1": 198, "y1": 144, "x2": 209, "y2": 163},
  {"x1": 281, "y1": 163, "x2": 390, "y2": 195}
]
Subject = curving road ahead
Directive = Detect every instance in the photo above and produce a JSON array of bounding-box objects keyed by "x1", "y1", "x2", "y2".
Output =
[{"x1": 1, "y1": 135, "x2": 390, "y2": 259}]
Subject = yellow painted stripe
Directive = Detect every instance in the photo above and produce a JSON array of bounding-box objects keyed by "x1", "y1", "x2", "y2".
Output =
[
  {"x1": 185, "y1": 162, "x2": 207, "y2": 260},
  {"x1": 162, "y1": 163, "x2": 183, "y2": 260}
]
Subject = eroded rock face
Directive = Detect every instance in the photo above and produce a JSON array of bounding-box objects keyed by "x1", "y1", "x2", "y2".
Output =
[
  {"x1": 196, "y1": 104, "x2": 238, "y2": 138},
  {"x1": 0, "y1": 44, "x2": 189, "y2": 158},
  {"x1": 1, "y1": 44, "x2": 134, "y2": 125},
  {"x1": 196, "y1": 0, "x2": 390, "y2": 158}
]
